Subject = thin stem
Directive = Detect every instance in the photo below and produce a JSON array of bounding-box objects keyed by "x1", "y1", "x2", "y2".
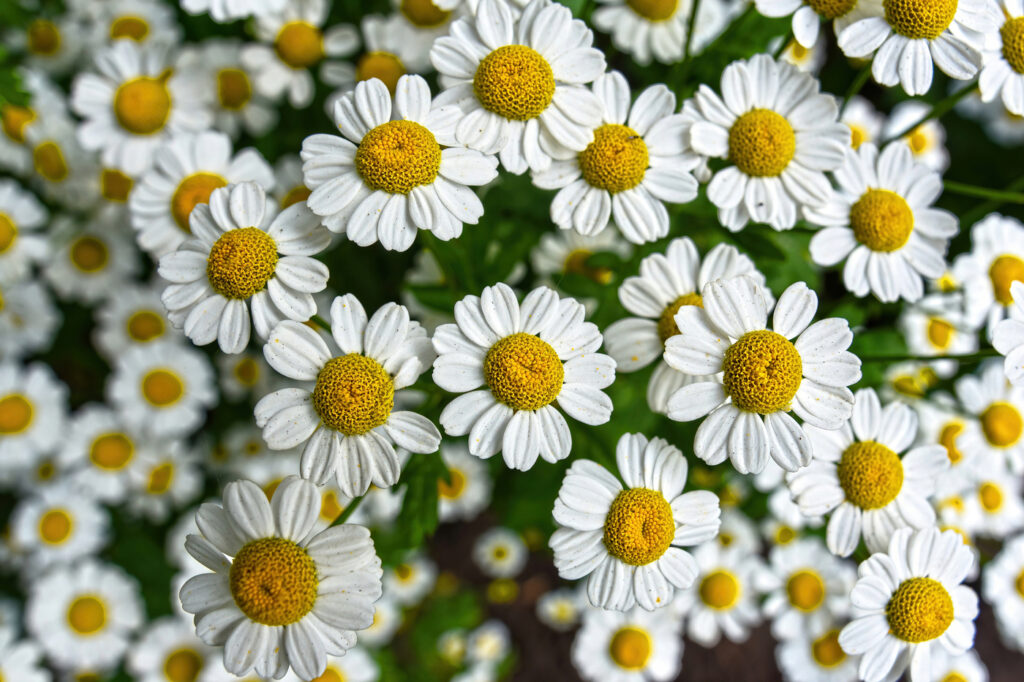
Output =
[
  {"x1": 773, "y1": 34, "x2": 790, "y2": 60},
  {"x1": 841, "y1": 65, "x2": 872, "y2": 114},
  {"x1": 311, "y1": 314, "x2": 331, "y2": 331},
  {"x1": 860, "y1": 349, "x2": 999, "y2": 364},
  {"x1": 682, "y1": 0, "x2": 704, "y2": 64},
  {"x1": 883, "y1": 82, "x2": 978, "y2": 143},
  {"x1": 331, "y1": 493, "x2": 365, "y2": 526},
  {"x1": 943, "y1": 180, "x2": 1024, "y2": 205},
  {"x1": 961, "y1": 176, "x2": 1024, "y2": 226}
]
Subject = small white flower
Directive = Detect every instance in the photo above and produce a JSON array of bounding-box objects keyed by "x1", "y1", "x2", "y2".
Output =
[
  {"x1": 10, "y1": 482, "x2": 109, "y2": 572},
  {"x1": 45, "y1": 213, "x2": 139, "y2": 304},
  {"x1": 127, "y1": 617, "x2": 214, "y2": 682},
  {"x1": 94, "y1": 283, "x2": 183, "y2": 360},
  {"x1": 536, "y1": 587, "x2": 583, "y2": 632},
  {"x1": 438, "y1": 441, "x2": 492, "y2": 523},
  {"x1": 473, "y1": 526, "x2": 528, "y2": 579},
  {"x1": 0, "y1": 362, "x2": 67, "y2": 483},
  {"x1": 776, "y1": 622, "x2": 861, "y2": 682},
  {"x1": 842, "y1": 95, "x2": 885, "y2": 150},
  {"x1": 571, "y1": 604, "x2": 683, "y2": 681},
  {"x1": 899, "y1": 293, "x2": 979, "y2": 376},
  {"x1": 954, "y1": 212, "x2": 1024, "y2": 336},
  {"x1": 959, "y1": 468, "x2": 1024, "y2": 538},
  {"x1": 0, "y1": 633, "x2": 49, "y2": 682},
  {"x1": 383, "y1": 553, "x2": 438, "y2": 606},
  {"x1": 982, "y1": 533, "x2": 1024, "y2": 652},
  {"x1": 756, "y1": 0, "x2": 881, "y2": 48},
  {"x1": 883, "y1": 99, "x2": 951, "y2": 172},
  {"x1": 0, "y1": 179, "x2": 49, "y2": 282},
  {"x1": 127, "y1": 441, "x2": 204, "y2": 522},
  {"x1": 0, "y1": 278, "x2": 60, "y2": 362},
  {"x1": 84, "y1": 0, "x2": 182, "y2": 48},
  {"x1": 954, "y1": 359, "x2": 1024, "y2": 474},
  {"x1": 979, "y1": 0, "x2": 1024, "y2": 114},
  {"x1": 592, "y1": 0, "x2": 731, "y2": 65}
]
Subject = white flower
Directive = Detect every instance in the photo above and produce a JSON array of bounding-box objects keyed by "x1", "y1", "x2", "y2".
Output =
[
  {"x1": 994, "y1": 280, "x2": 1024, "y2": 386},
  {"x1": 430, "y1": 0, "x2": 606, "y2": 174},
  {"x1": 913, "y1": 398, "x2": 977, "y2": 497},
  {"x1": 321, "y1": 14, "x2": 421, "y2": 103},
  {"x1": 159, "y1": 182, "x2": 330, "y2": 354},
  {"x1": 0, "y1": 69, "x2": 67, "y2": 176},
  {"x1": 84, "y1": 0, "x2": 182, "y2": 48},
  {"x1": 954, "y1": 212, "x2": 1024, "y2": 336},
  {"x1": 842, "y1": 95, "x2": 885, "y2": 150},
  {"x1": 837, "y1": 0, "x2": 997, "y2": 95},
  {"x1": 358, "y1": 595, "x2": 401, "y2": 647},
  {"x1": 432, "y1": 283, "x2": 616, "y2": 470},
  {"x1": 0, "y1": 179, "x2": 49, "y2": 281},
  {"x1": 57, "y1": 405, "x2": 152, "y2": 504},
  {"x1": 687, "y1": 54, "x2": 849, "y2": 231},
  {"x1": 980, "y1": 0, "x2": 1024, "y2": 114},
  {"x1": 839, "y1": 527, "x2": 978, "y2": 682},
  {"x1": 131, "y1": 130, "x2": 276, "y2": 258},
  {"x1": 883, "y1": 99, "x2": 950, "y2": 172},
  {"x1": 982, "y1": 533, "x2": 1024, "y2": 652},
  {"x1": 257, "y1": 293, "x2": 441, "y2": 497},
  {"x1": 665, "y1": 276, "x2": 861, "y2": 474},
  {"x1": 776, "y1": 622, "x2": 861, "y2": 682},
  {"x1": 181, "y1": 0, "x2": 287, "y2": 23},
  {"x1": 550, "y1": 432, "x2": 721, "y2": 611},
  {"x1": 899, "y1": 293, "x2": 979, "y2": 376},
  {"x1": 605, "y1": 237, "x2": 767, "y2": 414},
  {"x1": 127, "y1": 441, "x2": 204, "y2": 522},
  {"x1": 127, "y1": 617, "x2": 214, "y2": 682},
  {"x1": 10, "y1": 482, "x2": 108, "y2": 572},
  {"x1": 0, "y1": 633, "x2": 48, "y2": 682},
  {"x1": 179, "y1": 477, "x2": 383, "y2": 680},
  {"x1": 301, "y1": 75, "x2": 498, "y2": 251},
  {"x1": 44, "y1": 213, "x2": 139, "y2": 304},
  {"x1": 0, "y1": 278, "x2": 60, "y2": 362},
  {"x1": 536, "y1": 587, "x2": 583, "y2": 632},
  {"x1": 0, "y1": 362, "x2": 67, "y2": 483},
  {"x1": 389, "y1": 0, "x2": 462, "y2": 73},
  {"x1": 808, "y1": 142, "x2": 957, "y2": 303},
  {"x1": 756, "y1": 0, "x2": 881, "y2": 48},
  {"x1": 437, "y1": 441, "x2": 492, "y2": 522},
  {"x1": 592, "y1": 0, "x2": 731, "y2": 65},
  {"x1": 954, "y1": 360, "x2": 1024, "y2": 474},
  {"x1": 571, "y1": 605, "x2": 683, "y2": 681},
  {"x1": 23, "y1": 114, "x2": 101, "y2": 210},
  {"x1": 787, "y1": 387, "x2": 949, "y2": 556},
  {"x1": 9, "y1": 15, "x2": 85, "y2": 76},
  {"x1": 927, "y1": 649, "x2": 988, "y2": 682},
  {"x1": 959, "y1": 468, "x2": 1024, "y2": 538},
  {"x1": 94, "y1": 283, "x2": 183, "y2": 360},
  {"x1": 473, "y1": 527, "x2": 528, "y2": 579},
  {"x1": 531, "y1": 71, "x2": 699, "y2": 243},
  {"x1": 383, "y1": 553, "x2": 438, "y2": 605}
]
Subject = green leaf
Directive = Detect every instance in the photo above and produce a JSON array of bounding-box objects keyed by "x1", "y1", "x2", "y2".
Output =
[{"x1": 388, "y1": 452, "x2": 447, "y2": 556}]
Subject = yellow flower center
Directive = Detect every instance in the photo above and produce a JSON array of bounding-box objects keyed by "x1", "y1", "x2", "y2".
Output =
[
  {"x1": 274, "y1": 22, "x2": 324, "y2": 69},
  {"x1": 473, "y1": 45, "x2": 556, "y2": 121},
  {"x1": 36, "y1": 460, "x2": 56, "y2": 480},
  {"x1": 39, "y1": 508, "x2": 73, "y2": 544},
  {"x1": 126, "y1": 310, "x2": 165, "y2": 342},
  {"x1": 774, "y1": 525, "x2": 796, "y2": 544},
  {"x1": 67, "y1": 596, "x2": 106, "y2": 635},
  {"x1": 100, "y1": 168, "x2": 134, "y2": 202},
  {"x1": 0, "y1": 213, "x2": 15, "y2": 254},
  {"x1": 807, "y1": 0, "x2": 858, "y2": 19},
  {"x1": 657, "y1": 293, "x2": 704, "y2": 345},
  {"x1": 356, "y1": 52, "x2": 406, "y2": 95},
  {"x1": 722, "y1": 330, "x2": 803, "y2": 414},
  {"x1": 230, "y1": 537, "x2": 319, "y2": 626},
  {"x1": 811, "y1": 630, "x2": 847, "y2": 668},
  {"x1": 0, "y1": 394, "x2": 33, "y2": 434},
  {"x1": 172, "y1": 172, "x2": 228, "y2": 233},
  {"x1": 109, "y1": 16, "x2": 149, "y2": 42},
  {"x1": 563, "y1": 249, "x2": 613, "y2": 285},
  {"x1": 163, "y1": 648, "x2": 203, "y2": 682},
  {"x1": 989, "y1": 254, "x2": 1024, "y2": 305},
  {"x1": 1002, "y1": 17, "x2": 1024, "y2": 74},
  {"x1": 90, "y1": 433, "x2": 135, "y2": 470},
  {"x1": 141, "y1": 368, "x2": 184, "y2": 407},
  {"x1": 312, "y1": 354, "x2": 395, "y2": 435},
  {"x1": 939, "y1": 421, "x2": 964, "y2": 464},
  {"x1": 1015, "y1": 568, "x2": 1024, "y2": 598},
  {"x1": 926, "y1": 317, "x2": 954, "y2": 350},
  {"x1": 786, "y1": 569, "x2": 825, "y2": 611},
  {"x1": 233, "y1": 357, "x2": 260, "y2": 386},
  {"x1": 401, "y1": 0, "x2": 452, "y2": 26},
  {"x1": 438, "y1": 468, "x2": 467, "y2": 499},
  {"x1": 626, "y1": 0, "x2": 679, "y2": 21},
  {"x1": 217, "y1": 68, "x2": 252, "y2": 110},
  {"x1": 602, "y1": 488, "x2": 676, "y2": 567},
  {"x1": 979, "y1": 481, "x2": 1004, "y2": 512},
  {"x1": 849, "y1": 124, "x2": 868, "y2": 150},
  {"x1": 33, "y1": 141, "x2": 68, "y2": 182},
  {"x1": 395, "y1": 563, "x2": 414, "y2": 581},
  {"x1": 1, "y1": 104, "x2": 35, "y2": 142},
  {"x1": 206, "y1": 227, "x2": 278, "y2": 299},
  {"x1": 355, "y1": 120, "x2": 441, "y2": 195},
  {"x1": 883, "y1": 0, "x2": 958, "y2": 40},
  {"x1": 907, "y1": 128, "x2": 929, "y2": 155},
  {"x1": 27, "y1": 19, "x2": 61, "y2": 56},
  {"x1": 837, "y1": 440, "x2": 904, "y2": 510},
  {"x1": 886, "y1": 577, "x2": 954, "y2": 642},
  {"x1": 578, "y1": 124, "x2": 649, "y2": 193},
  {"x1": 114, "y1": 75, "x2": 172, "y2": 135},
  {"x1": 281, "y1": 185, "x2": 311, "y2": 209},
  {"x1": 149, "y1": 462, "x2": 173, "y2": 492},
  {"x1": 608, "y1": 627, "x2": 652, "y2": 670},
  {"x1": 942, "y1": 675, "x2": 968, "y2": 682},
  {"x1": 486, "y1": 577, "x2": 518, "y2": 603},
  {"x1": 728, "y1": 109, "x2": 796, "y2": 177},
  {"x1": 484, "y1": 332, "x2": 564, "y2": 411},
  {"x1": 70, "y1": 236, "x2": 109, "y2": 273},
  {"x1": 319, "y1": 491, "x2": 345, "y2": 522},
  {"x1": 850, "y1": 188, "x2": 913, "y2": 252},
  {"x1": 700, "y1": 569, "x2": 741, "y2": 610},
  {"x1": 311, "y1": 666, "x2": 347, "y2": 682},
  {"x1": 980, "y1": 401, "x2": 1023, "y2": 447}
]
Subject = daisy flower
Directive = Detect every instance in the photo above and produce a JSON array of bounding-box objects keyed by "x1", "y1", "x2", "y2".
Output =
[
  {"x1": 391, "y1": 0, "x2": 462, "y2": 73},
  {"x1": 181, "y1": 0, "x2": 287, "y2": 23},
  {"x1": 9, "y1": 16, "x2": 85, "y2": 76},
  {"x1": 473, "y1": 527, "x2": 528, "y2": 579},
  {"x1": 217, "y1": 351, "x2": 275, "y2": 402},
  {"x1": 776, "y1": 622, "x2": 861, "y2": 682},
  {"x1": 11, "y1": 482, "x2": 108, "y2": 572},
  {"x1": 756, "y1": 0, "x2": 881, "y2": 49},
  {"x1": 70, "y1": 41, "x2": 212, "y2": 175},
  {"x1": 179, "y1": 477, "x2": 383, "y2": 680},
  {"x1": 550, "y1": 432, "x2": 721, "y2": 611},
  {"x1": 979, "y1": 0, "x2": 1024, "y2": 114},
  {"x1": 665, "y1": 276, "x2": 861, "y2": 474},
  {"x1": 57, "y1": 405, "x2": 152, "y2": 504},
  {"x1": 315, "y1": 648, "x2": 379, "y2": 682},
  {"x1": 430, "y1": 0, "x2": 606, "y2": 174},
  {"x1": 131, "y1": 130, "x2": 276, "y2": 258},
  {"x1": 883, "y1": 100, "x2": 951, "y2": 172},
  {"x1": 787, "y1": 387, "x2": 949, "y2": 556},
  {"x1": 159, "y1": 182, "x2": 330, "y2": 354},
  {"x1": 537, "y1": 587, "x2": 583, "y2": 632},
  {"x1": 914, "y1": 398, "x2": 978, "y2": 497},
  {"x1": 960, "y1": 468, "x2": 1024, "y2": 538},
  {"x1": 241, "y1": 0, "x2": 359, "y2": 109},
  {"x1": 761, "y1": 538, "x2": 856, "y2": 640},
  {"x1": 954, "y1": 212, "x2": 1024, "y2": 335},
  {"x1": 763, "y1": 488, "x2": 823, "y2": 547},
  {"x1": 26, "y1": 560, "x2": 144, "y2": 671},
  {"x1": 128, "y1": 617, "x2": 214, "y2": 682},
  {"x1": 994, "y1": 280, "x2": 1024, "y2": 386},
  {"x1": 808, "y1": 142, "x2": 957, "y2": 303},
  {"x1": 0, "y1": 362, "x2": 67, "y2": 484},
  {"x1": 592, "y1": 0, "x2": 731, "y2": 66},
  {"x1": 842, "y1": 95, "x2": 885, "y2": 150},
  {"x1": 0, "y1": 179, "x2": 48, "y2": 281},
  {"x1": 0, "y1": 68, "x2": 68, "y2": 175},
  {"x1": 107, "y1": 341, "x2": 216, "y2": 438},
  {"x1": 0, "y1": 278, "x2": 60, "y2": 362},
  {"x1": 437, "y1": 441, "x2": 492, "y2": 522},
  {"x1": 127, "y1": 442, "x2": 204, "y2": 522},
  {"x1": 899, "y1": 293, "x2": 979, "y2": 376},
  {"x1": 384, "y1": 553, "x2": 438, "y2": 605},
  {"x1": 23, "y1": 115, "x2": 100, "y2": 210},
  {"x1": 839, "y1": 527, "x2": 978, "y2": 682},
  {"x1": 302, "y1": 75, "x2": 498, "y2": 251},
  {"x1": 605, "y1": 238, "x2": 767, "y2": 414},
  {"x1": 94, "y1": 283, "x2": 183, "y2": 360},
  {"x1": 257, "y1": 293, "x2": 441, "y2": 496},
  {"x1": 84, "y1": 0, "x2": 181, "y2": 47},
  {"x1": 0, "y1": 633, "x2": 49, "y2": 682},
  {"x1": 954, "y1": 360, "x2": 1024, "y2": 473},
  {"x1": 982, "y1": 533, "x2": 1024, "y2": 651},
  {"x1": 465, "y1": 620, "x2": 511, "y2": 668},
  {"x1": 780, "y1": 37, "x2": 828, "y2": 74},
  {"x1": 530, "y1": 226, "x2": 631, "y2": 291},
  {"x1": 571, "y1": 605, "x2": 683, "y2": 682},
  {"x1": 687, "y1": 54, "x2": 848, "y2": 231},
  {"x1": 531, "y1": 71, "x2": 699, "y2": 243},
  {"x1": 838, "y1": 0, "x2": 996, "y2": 95},
  {"x1": 322, "y1": 14, "x2": 416, "y2": 101},
  {"x1": 432, "y1": 283, "x2": 616, "y2": 470},
  {"x1": 359, "y1": 596, "x2": 401, "y2": 648},
  {"x1": 928, "y1": 649, "x2": 988, "y2": 682}
]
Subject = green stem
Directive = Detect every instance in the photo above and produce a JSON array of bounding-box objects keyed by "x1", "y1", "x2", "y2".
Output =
[
  {"x1": 331, "y1": 493, "x2": 365, "y2": 526},
  {"x1": 682, "y1": 0, "x2": 703, "y2": 63},
  {"x1": 942, "y1": 181, "x2": 1024, "y2": 205},
  {"x1": 961, "y1": 176, "x2": 1024, "y2": 226},
  {"x1": 311, "y1": 314, "x2": 331, "y2": 331},
  {"x1": 883, "y1": 82, "x2": 978, "y2": 143},
  {"x1": 841, "y1": 65, "x2": 872, "y2": 114},
  {"x1": 679, "y1": 4, "x2": 755, "y2": 83},
  {"x1": 773, "y1": 33, "x2": 790, "y2": 59},
  {"x1": 860, "y1": 349, "x2": 999, "y2": 364}
]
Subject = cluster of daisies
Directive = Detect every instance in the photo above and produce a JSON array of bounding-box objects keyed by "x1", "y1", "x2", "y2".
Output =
[{"x1": 3, "y1": 0, "x2": 1024, "y2": 680}]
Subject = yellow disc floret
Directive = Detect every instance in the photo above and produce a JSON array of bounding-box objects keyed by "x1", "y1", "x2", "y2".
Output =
[
  {"x1": 438, "y1": 468, "x2": 467, "y2": 499},
  {"x1": 657, "y1": 293, "x2": 703, "y2": 344},
  {"x1": 163, "y1": 648, "x2": 203, "y2": 682},
  {"x1": 274, "y1": 22, "x2": 324, "y2": 69},
  {"x1": 603, "y1": 488, "x2": 675, "y2": 567},
  {"x1": 979, "y1": 481, "x2": 1003, "y2": 512},
  {"x1": 141, "y1": 369, "x2": 184, "y2": 407},
  {"x1": 281, "y1": 185, "x2": 311, "y2": 209},
  {"x1": 807, "y1": 0, "x2": 858, "y2": 19},
  {"x1": 988, "y1": 254, "x2": 1024, "y2": 305},
  {"x1": 926, "y1": 317, "x2": 954, "y2": 350},
  {"x1": 578, "y1": 124, "x2": 649, "y2": 193},
  {"x1": 27, "y1": 19, "x2": 61, "y2": 56},
  {"x1": 355, "y1": 120, "x2": 441, "y2": 194},
  {"x1": 883, "y1": 0, "x2": 958, "y2": 40},
  {"x1": 312, "y1": 354, "x2": 395, "y2": 435},
  {"x1": 70, "y1": 237, "x2": 108, "y2": 272},
  {"x1": 811, "y1": 630, "x2": 847, "y2": 668},
  {"x1": 216, "y1": 68, "x2": 252, "y2": 110},
  {"x1": 721, "y1": 330, "x2": 803, "y2": 414},
  {"x1": 1002, "y1": 17, "x2": 1024, "y2": 74},
  {"x1": 699, "y1": 569, "x2": 741, "y2": 610},
  {"x1": 1015, "y1": 568, "x2": 1024, "y2": 598},
  {"x1": 67, "y1": 596, "x2": 106, "y2": 635},
  {"x1": 110, "y1": 16, "x2": 149, "y2": 41},
  {"x1": 473, "y1": 45, "x2": 556, "y2": 121},
  {"x1": 483, "y1": 332, "x2": 564, "y2": 411},
  {"x1": 0, "y1": 214, "x2": 16, "y2": 253},
  {"x1": 939, "y1": 421, "x2": 964, "y2": 464},
  {"x1": 33, "y1": 141, "x2": 68, "y2": 182},
  {"x1": 39, "y1": 509, "x2": 73, "y2": 544},
  {"x1": 564, "y1": 249, "x2": 614, "y2": 284},
  {"x1": 886, "y1": 577, "x2": 954, "y2": 643},
  {"x1": 608, "y1": 627, "x2": 652, "y2": 670},
  {"x1": 2, "y1": 104, "x2": 35, "y2": 143},
  {"x1": 850, "y1": 188, "x2": 914, "y2": 252},
  {"x1": 0, "y1": 394, "x2": 33, "y2": 434},
  {"x1": 728, "y1": 109, "x2": 796, "y2": 177},
  {"x1": 786, "y1": 570, "x2": 825, "y2": 611},
  {"x1": 980, "y1": 401, "x2": 1023, "y2": 447},
  {"x1": 127, "y1": 310, "x2": 165, "y2": 342},
  {"x1": 100, "y1": 168, "x2": 134, "y2": 202},
  {"x1": 90, "y1": 433, "x2": 134, "y2": 469},
  {"x1": 229, "y1": 537, "x2": 318, "y2": 626},
  {"x1": 206, "y1": 227, "x2": 278, "y2": 299},
  {"x1": 172, "y1": 173, "x2": 228, "y2": 232},
  {"x1": 626, "y1": 0, "x2": 679, "y2": 21},
  {"x1": 849, "y1": 124, "x2": 868, "y2": 150},
  {"x1": 837, "y1": 440, "x2": 904, "y2": 510},
  {"x1": 114, "y1": 76, "x2": 172, "y2": 135},
  {"x1": 401, "y1": 0, "x2": 452, "y2": 27},
  {"x1": 356, "y1": 52, "x2": 406, "y2": 95}
]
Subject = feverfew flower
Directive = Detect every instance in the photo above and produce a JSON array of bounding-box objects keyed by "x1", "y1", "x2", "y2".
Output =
[
  {"x1": 0, "y1": 179, "x2": 48, "y2": 282},
  {"x1": 592, "y1": 0, "x2": 730, "y2": 65},
  {"x1": 954, "y1": 360, "x2": 1024, "y2": 474},
  {"x1": 665, "y1": 276, "x2": 861, "y2": 474},
  {"x1": 980, "y1": 0, "x2": 1024, "y2": 114},
  {"x1": 473, "y1": 527, "x2": 528, "y2": 579},
  {"x1": 0, "y1": 362, "x2": 67, "y2": 483},
  {"x1": 776, "y1": 623, "x2": 861, "y2": 682},
  {"x1": 954, "y1": 213, "x2": 1024, "y2": 336},
  {"x1": 571, "y1": 605, "x2": 683, "y2": 681},
  {"x1": 982, "y1": 533, "x2": 1024, "y2": 652},
  {"x1": 994, "y1": 280, "x2": 1024, "y2": 386},
  {"x1": 756, "y1": 0, "x2": 881, "y2": 49},
  {"x1": 883, "y1": 100, "x2": 950, "y2": 172}
]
